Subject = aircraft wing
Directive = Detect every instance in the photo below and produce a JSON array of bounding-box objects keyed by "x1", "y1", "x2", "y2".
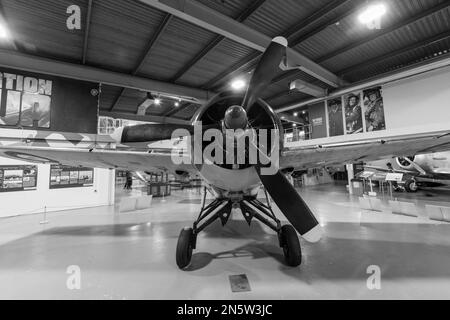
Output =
[
  {"x1": 0, "y1": 145, "x2": 195, "y2": 174},
  {"x1": 281, "y1": 131, "x2": 450, "y2": 170}
]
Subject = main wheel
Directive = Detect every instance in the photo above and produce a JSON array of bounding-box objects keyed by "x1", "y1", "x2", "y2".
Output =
[
  {"x1": 404, "y1": 179, "x2": 418, "y2": 193},
  {"x1": 279, "y1": 225, "x2": 302, "y2": 267},
  {"x1": 176, "y1": 227, "x2": 194, "y2": 269}
]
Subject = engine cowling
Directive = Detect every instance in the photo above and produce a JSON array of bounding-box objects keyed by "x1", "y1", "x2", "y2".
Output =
[
  {"x1": 396, "y1": 156, "x2": 416, "y2": 170},
  {"x1": 189, "y1": 91, "x2": 283, "y2": 194}
]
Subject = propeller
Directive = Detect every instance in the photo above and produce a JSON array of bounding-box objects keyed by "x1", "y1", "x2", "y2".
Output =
[{"x1": 117, "y1": 36, "x2": 322, "y2": 242}]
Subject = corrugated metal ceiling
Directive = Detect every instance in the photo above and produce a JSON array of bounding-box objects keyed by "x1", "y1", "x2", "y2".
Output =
[{"x1": 1, "y1": 0, "x2": 449, "y2": 119}]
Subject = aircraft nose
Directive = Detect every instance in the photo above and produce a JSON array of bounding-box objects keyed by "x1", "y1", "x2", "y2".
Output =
[{"x1": 224, "y1": 105, "x2": 248, "y2": 130}]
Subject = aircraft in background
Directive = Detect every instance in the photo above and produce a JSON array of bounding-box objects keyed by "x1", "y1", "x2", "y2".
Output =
[
  {"x1": 1, "y1": 37, "x2": 450, "y2": 270},
  {"x1": 364, "y1": 152, "x2": 450, "y2": 192}
]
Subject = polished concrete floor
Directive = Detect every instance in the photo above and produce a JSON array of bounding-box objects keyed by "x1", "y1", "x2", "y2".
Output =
[{"x1": 1, "y1": 183, "x2": 450, "y2": 299}]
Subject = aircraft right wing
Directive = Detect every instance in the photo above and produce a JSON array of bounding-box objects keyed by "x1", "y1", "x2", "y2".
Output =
[{"x1": 281, "y1": 131, "x2": 450, "y2": 170}]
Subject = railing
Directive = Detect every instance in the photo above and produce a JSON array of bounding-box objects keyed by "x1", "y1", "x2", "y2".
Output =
[{"x1": 284, "y1": 124, "x2": 312, "y2": 143}]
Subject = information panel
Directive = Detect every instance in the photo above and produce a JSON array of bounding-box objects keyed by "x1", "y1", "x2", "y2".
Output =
[
  {"x1": 0, "y1": 165, "x2": 38, "y2": 192},
  {"x1": 49, "y1": 165, "x2": 94, "y2": 189}
]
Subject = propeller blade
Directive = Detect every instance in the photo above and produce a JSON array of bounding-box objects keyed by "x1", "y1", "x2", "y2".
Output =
[
  {"x1": 242, "y1": 37, "x2": 287, "y2": 111},
  {"x1": 257, "y1": 170, "x2": 322, "y2": 243}
]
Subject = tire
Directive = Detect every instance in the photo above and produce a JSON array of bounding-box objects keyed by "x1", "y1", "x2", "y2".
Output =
[
  {"x1": 404, "y1": 179, "x2": 418, "y2": 193},
  {"x1": 279, "y1": 225, "x2": 302, "y2": 267},
  {"x1": 176, "y1": 227, "x2": 194, "y2": 269}
]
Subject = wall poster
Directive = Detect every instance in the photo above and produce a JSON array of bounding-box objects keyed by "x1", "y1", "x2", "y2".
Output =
[
  {"x1": 363, "y1": 87, "x2": 385, "y2": 132},
  {"x1": 49, "y1": 165, "x2": 94, "y2": 189},
  {"x1": 327, "y1": 98, "x2": 344, "y2": 137},
  {"x1": 344, "y1": 92, "x2": 363, "y2": 135},
  {"x1": 0, "y1": 68, "x2": 99, "y2": 133},
  {"x1": 0, "y1": 165, "x2": 38, "y2": 192}
]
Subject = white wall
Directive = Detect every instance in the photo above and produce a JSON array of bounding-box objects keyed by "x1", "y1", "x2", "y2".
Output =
[
  {"x1": 0, "y1": 156, "x2": 115, "y2": 218},
  {"x1": 383, "y1": 65, "x2": 450, "y2": 130}
]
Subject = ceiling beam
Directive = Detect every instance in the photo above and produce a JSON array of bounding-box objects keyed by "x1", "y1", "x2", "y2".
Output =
[
  {"x1": 100, "y1": 111, "x2": 192, "y2": 125},
  {"x1": 0, "y1": 49, "x2": 212, "y2": 102},
  {"x1": 139, "y1": 0, "x2": 344, "y2": 88},
  {"x1": 82, "y1": 0, "x2": 93, "y2": 64},
  {"x1": 170, "y1": 0, "x2": 267, "y2": 83},
  {"x1": 204, "y1": 0, "x2": 351, "y2": 91},
  {"x1": 110, "y1": 13, "x2": 173, "y2": 111},
  {"x1": 316, "y1": 1, "x2": 450, "y2": 64}
]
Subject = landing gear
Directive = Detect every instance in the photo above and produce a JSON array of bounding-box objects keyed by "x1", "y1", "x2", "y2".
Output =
[
  {"x1": 404, "y1": 179, "x2": 418, "y2": 193},
  {"x1": 175, "y1": 188, "x2": 302, "y2": 269}
]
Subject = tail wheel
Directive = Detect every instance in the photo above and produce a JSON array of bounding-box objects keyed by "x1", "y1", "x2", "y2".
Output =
[
  {"x1": 404, "y1": 179, "x2": 418, "y2": 193},
  {"x1": 279, "y1": 225, "x2": 302, "y2": 267},
  {"x1": 176, "y1": 227, "x2": 194, "y2": 269}
]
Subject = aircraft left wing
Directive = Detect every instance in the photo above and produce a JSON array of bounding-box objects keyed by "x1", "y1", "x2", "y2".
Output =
[
  {"x1": 0, "y1": 145, "x2": 195, "y2": 174},
  {"x1": 281, "y1": 131, "x2": 450, "y2": 170}
]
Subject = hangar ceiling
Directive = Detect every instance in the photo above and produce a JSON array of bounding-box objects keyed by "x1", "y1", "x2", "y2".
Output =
[{"x1": 0, "y1": 0, "x2": 449, "y2": 121}]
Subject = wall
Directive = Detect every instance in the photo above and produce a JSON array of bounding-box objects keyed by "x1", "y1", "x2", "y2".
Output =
[
  {"x1": 0, "y1": 156, "x2": 115, "y2": 218},
  {"x1": 383, "y1": 65, "x2": 450, "y2": 130},
  {"x1": 286, "y1": 65, "x2": 450, "y2": 148}
]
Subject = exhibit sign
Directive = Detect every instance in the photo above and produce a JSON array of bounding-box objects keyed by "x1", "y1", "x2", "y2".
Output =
[
  {"x1": 0, "y1": 165, "x2": 38, "y2": 192},
  {"x1": 49, "y1": 165, "x2": 94, "y2": 189},
  {"x1": 0, "y1": 68, "x2": 99, "y2": 133}
]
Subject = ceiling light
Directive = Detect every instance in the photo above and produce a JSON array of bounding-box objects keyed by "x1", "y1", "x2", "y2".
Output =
[
  {"x1": 154, "y1": 98, "x2": 161, "y2": 105},
  {"x1": 292, "y1": 123, "x2": 297, "y2": 127},
  {"x1": 174, "y1": 101, "x2": 180, "y2": 107},
  {"x1": 358, "y1": 3, "x2": 386, "y2": 25},
  {"x1": 231, "y1": 79, "x2": 246, "y2": 91},
  {"x1": 0, "y1": 24, "x2": 9, "y2": 39},
  {"x1": 293, "y1": 112, "x2": 298, "y2": 117}
]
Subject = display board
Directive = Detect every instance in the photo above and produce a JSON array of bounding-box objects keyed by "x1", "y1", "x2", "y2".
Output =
[
  {"x1": 0, "y1": 165, "x2": 38, "y2": 192},
  {"x1": 49, "y1": 165, "x2": 94, "y2": 189},
  {"x1": 0, "y1": 68, "x2": 99, "y2": 133}
]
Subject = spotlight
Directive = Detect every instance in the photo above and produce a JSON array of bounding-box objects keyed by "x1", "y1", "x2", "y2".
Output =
[
  {"x1": 154, "y1": 98, "x2": 161, "y2": 105},
  {"x1": 174, "y1": 101, "x2": 180, "y2": 107},
  {"x1": 358, "y1": 3, "x2": 386, "y2": 25},
  {"x1": 293, "y1": 123, "x2": 297, "y2": 127},
  {"x1": 0, "y1": 24, "x2": 9, "y2": 39},
  {"x1": 231, "y1": 79, "x2": 246, "y2": 91}
]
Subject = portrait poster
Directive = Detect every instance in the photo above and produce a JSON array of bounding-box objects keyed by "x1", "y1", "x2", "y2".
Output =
[
  {"x1": 344, "y1": 92, "x2": 363, "y2": 134},
  {"x1": 363, "y1": 87, "x2": 386, "y2": 132},
  {"x1": 327, "y1": 98, "x2": 344, "y2": 137}
]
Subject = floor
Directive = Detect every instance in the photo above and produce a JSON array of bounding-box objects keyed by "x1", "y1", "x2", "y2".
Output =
[{"x1": 1, "y1": 183, "x2": 450, "y2": 299}]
